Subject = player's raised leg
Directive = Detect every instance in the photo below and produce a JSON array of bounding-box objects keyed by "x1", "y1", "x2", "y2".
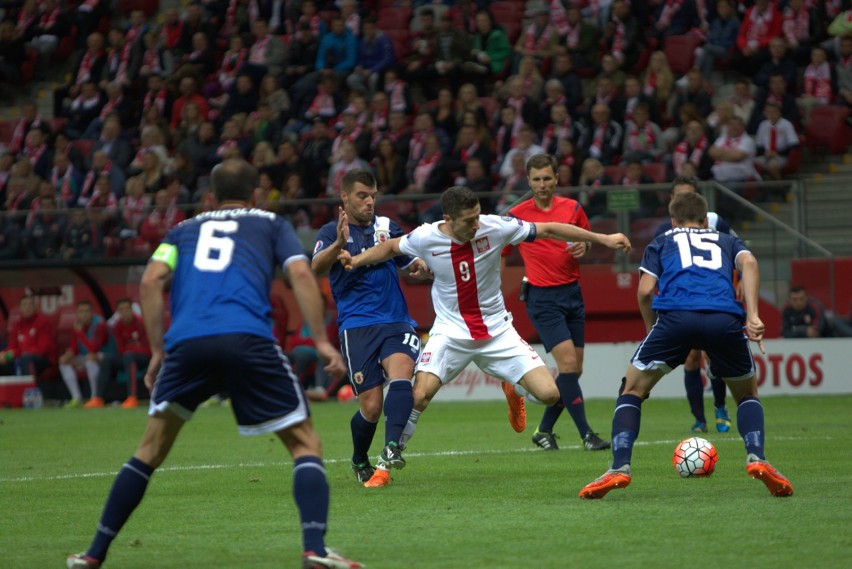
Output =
[
  {"x1": 67, "y1": 410, "x2": 185, "y2": 568},
  {"x1": 724, "y1": 376, "x2": 793, "y2": 497}
]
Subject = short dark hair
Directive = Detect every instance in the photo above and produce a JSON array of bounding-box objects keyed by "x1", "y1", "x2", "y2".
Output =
[
  {"x1": 671, "y1": 175, "x2": 699, "y2": 191},
  {"x1": 211, "y1": 159, "x2": 259, "y2": 203},
  {"x1": 789, "y1": 285, "x2": 806, "y2": 294},
  {"x1": 669, "y1": 191, "x2": 707, "y2": 225},
  {"x1": 78, "y1": 300, "x2": 92, "y2": 308},
  {"x1": 441, "y1": 186, "x2": 479, "y2": 218},
  {"x1": 115, "y1": 297, "x2": 132, "y2": 308},
  {"x1": 526, "y1": 154, "x2": 557, "y2": 175},
  {"x1": 341, "y1": 169, "x2": 377, "y2": 193}
]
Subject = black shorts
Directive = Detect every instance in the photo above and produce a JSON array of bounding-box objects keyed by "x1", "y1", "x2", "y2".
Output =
[
  {"x1": 151, "y1": 334, "x2": 309, "y2": 435},
  {"x1": 525, "y1": 282, "x2": 585, "y2": 352}
]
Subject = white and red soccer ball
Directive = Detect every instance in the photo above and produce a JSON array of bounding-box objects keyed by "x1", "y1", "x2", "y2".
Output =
[{"x1": 673, "y1": 437, "x2": 718, "y2": 478}]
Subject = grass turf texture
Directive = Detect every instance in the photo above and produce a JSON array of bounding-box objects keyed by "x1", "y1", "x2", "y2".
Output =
[{"x1": 1, "y1": 396, "x2": 850, "y2": 569}]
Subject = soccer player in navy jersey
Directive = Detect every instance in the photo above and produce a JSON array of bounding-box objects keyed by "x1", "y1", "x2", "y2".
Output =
[
  {"x1": 654, "y1": 177, "x2": 736, "y2": 434},
  {"x1": 507, "y1": 154, "x2": 610, "y2": 452},
  {"x1": 312, "y1": 169, "x2": 431, "y2": 488},
  {"x1": 67, "y1": 159, "x2": 365, "y2": 569},
  {"x1": 579, "y1": 191, "x2": 794, "y2": 499}
]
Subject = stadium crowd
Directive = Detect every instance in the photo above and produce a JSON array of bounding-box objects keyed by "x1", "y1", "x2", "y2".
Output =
[{"x1": 0, "y1": 0, "x2": 850, "y2": 262}]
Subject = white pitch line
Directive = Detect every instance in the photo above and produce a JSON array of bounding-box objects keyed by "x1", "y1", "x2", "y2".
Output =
[{"x1": 0, "y1": 435, "x2": 825, "y2": 484}]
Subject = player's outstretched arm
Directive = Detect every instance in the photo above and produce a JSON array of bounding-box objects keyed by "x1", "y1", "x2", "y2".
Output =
[
  {"x1": 287, "y1": 258, "x2": 346, "y2": 379},
  {"x1": 339, "y1": 237, "x2": 403, "y2": 271},
  {"x1": 637, "y1": 273, "x2": 658, "y2": 332},
  {"x1": 140, "y1": 260, "x2": 173, "y2": 390},
  {"x1": 311, "y1": 207, "x2": 350, "y2": 276},
  {"x1": 736, "y1": 251, "x2": 766, "y2": 352},
  {"x1": 535, "y1": 222, "x2": 631, "y2": 253}
]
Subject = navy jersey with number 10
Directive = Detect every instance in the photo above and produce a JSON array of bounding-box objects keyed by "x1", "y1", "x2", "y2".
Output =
[
  {"x1": 640, "y1": 227, "x2": 749, "y2": 316},
  {"x1": 160, "y1": 208, "x2": 307, "y2": 351}
]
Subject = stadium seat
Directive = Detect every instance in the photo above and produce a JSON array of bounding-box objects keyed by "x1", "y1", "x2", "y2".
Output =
[
  {"x1": 489, "y1": 1, "x2": 524, "y2": 25},
  {"x1": 383, "y1": 29, "x2": 411, "y2": 59},
  {"x1": 377, "y1": 9, "x2": 413, "y2": 30},
  {"x1": 781, "y1": 145, "x2": 802, "y2": 176},
  {"x1": 642, "y1": 163, "x2": 667, "y2": 183},
  {"x1": 0, "y1": 121, "x2": 12, "y2": 145},
  {"x1": 805, "y1": 106, "x2": 851, "y2": 155},
  {"x1": 50, "y1": 117, "x2": 67, "y2": 133},
  {"x1": 70, "y1": 139, "x2": 95, "y2": 157},
  {"x1": 19, "y1": 49, "x2": 38, "y2": 85},
  {"x1": 664, "y1": 34, "x2": 701, "y2": 75},
  {"x1": 603, "y1": 165, "x2": 625, "y2": 182},
  {"x1": 500, "y1": 21, "x2": 521, "y2": 45}
]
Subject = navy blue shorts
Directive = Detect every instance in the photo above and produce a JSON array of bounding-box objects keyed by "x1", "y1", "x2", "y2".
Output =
[
  {"x1": 525, "y1": 282, "x2": 585, "y2": 352},
  {"x1": 631, "y1": 311, "x2": 755, "y2": 380},
  {"x1": 339, "y1": 322, "x2": 419, "y2": 395},
  {"x1": 150, "y1": 334, "x2": 308, "y2": 435}
]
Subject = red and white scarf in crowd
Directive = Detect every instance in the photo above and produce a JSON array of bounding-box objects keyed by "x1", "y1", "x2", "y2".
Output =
[
  {"x1": 217, "y1": 139, "x2": 238, "y2": 157},
  {"x1": 220, "y1": 48, "x2": 247, "y2": 80},
  {"x1": 332, "y1": 127, "x2": 363, "y2": 157},
  {"x1": 550, "y1": 0, "x2": 569, "y2": 35},
  {"x1": 100, "y1": 96, "x2": 123, "y2": 120},
  {"x1": 589, "y1": 125, "x2": 606, "y2": 156},
  {"x1": 142, "y1": 88, "x2": 168, "y2": 116},
  {"x1": 249, "y1": 34, "x2": 270, "y2": 65},
  {"x1": 16, "y1": 8, "x2": 36, "y2": 34},
  {"x1": 459, "y1": 141, "x2": 480, "y2": 162},
  {"x1": 114, "y1": 41, "x2": 133, "y2": 83},
  {"x1": 564, "y1": 22, "x2": 581, "y2": 49},
  {"x1": 142, "y1": 48, "x2": 163, "y2": 74},
  {"x1": 542, "y1": 119, "x2": 572, "y2": 152},
  {"x1": 523, "y1": 22, "x2": 554, "y2": 52},
  {"x1": 783, "y1": 5, "x2": 809, "y2": 42},
  {"x1": 506, "y1": 96, "x2": 526, "y2": 117},
  {"x1": 122, "y1": 194, "x2": 148, "y2": 228},
  {"x1": 86, "y1": 188, "x2": 118, "y2": 213},
  {"x1": 612, "y1": 20, "x2": 626, "y2": 58},
  {"x1": 408, "y1": 130, "x2": 430, "y2": 163},
  {"x1": 38, "y1": 8, "x2": 60, "y2": 32},
  {"x1": 744, "y1": 4, "x2": 775, "y2": 49},
  {"x1": 413, "y1": 152, "x2": 441, "y2": 187},
  {"x1": 308, "y1": 90, "x2": 336, "y2": 119},
  {"x1": 714, "y1": 133, "x2": 743, "y2": 165},
  {"x1": 495, "y1": 121, "x2": 520, "y2": 162},
  {"x1": 10, "y1": 115, "x2": 44, "y2": 154},
  {"x1": 79, "y1": 0, "x2": 100, "y2": 12},
  {"x1": 51, "y1": 165, "x2": 75, "y2": 204},
  {"x1": 162, "y1": 20, "x2": 183, "y2": 50},
  {"x1": 80, "y1": 162, "x2": 110, "y2": 205},
  {"x1": 804, "y1": 61, "x2": 832, "y2": 102},
  {"x1": 22, "y1": 142, "x2": 47, "y2": 166},
  {"x1": 626, "y1": 121, "x2": 656, "y2": 151},
  {"x1": 658, "y1": 0, "x2": 683, "y2": 27},
  {"x1": 76, "y1": 48, "x2": 102, "y2": 84},
  {"x1": 673, "y1": 136, "x2": 708, "y2": 175}
]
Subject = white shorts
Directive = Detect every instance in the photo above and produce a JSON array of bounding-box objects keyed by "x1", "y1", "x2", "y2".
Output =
[{"x1": 416, "y1": 326, "x2": 544, "y2": 385}]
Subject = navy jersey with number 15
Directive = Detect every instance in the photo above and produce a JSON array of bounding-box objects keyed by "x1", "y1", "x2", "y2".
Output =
[
  {"x1": 640, "y1": 227, "x2": 749, "y2": 316},
  {"x1": 156, "y1": 208, "x2": 307, "y2": 351}
]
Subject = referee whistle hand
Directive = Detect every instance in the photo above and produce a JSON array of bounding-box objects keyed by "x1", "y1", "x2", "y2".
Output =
[{"x1": 568, "y1": 242, "x2": 588, "y2": 257}]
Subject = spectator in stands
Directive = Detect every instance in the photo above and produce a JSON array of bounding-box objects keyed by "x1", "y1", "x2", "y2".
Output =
[
  {"x1": 100, "y1": 27, "x2": 140, "y2": 89},
  {"x1": 618, "y1": 75, "x2": 660, "y2": 127},
  {"x1": 405, "y1": 132, "x2": 447, "y2": 195},
  {"x1": 171, "y1": 102, "x2": 203, "y2": 151},
  {"x1": 754, "y1": 102, "x2": 799, "y2": 181},
  {"x1": 26, "y1": 0, "x2": 68, "y2": 68},
  {"x1": 243, "y1": 18, "x2": 286, "y2": 84},
  {"x1": 347, "y1": 17, "x2": 395, "y2": 96},
  {"x1": 220, "y1": 74, "x2": 260, "y2": 122},
  {"x1": 539, "y1": 54, "x2": 583, "y2": 118},
  {"x1": 749, "y1": 73, "x2": 800, "y2": 133},
  {"x1": 384, "y1": 109, "x2": 413, "y2": 159},
  {"x1": 81, "y1": 150, "x2": 125, "y2": 206},
  {"x1": 603, "y1": 0, "x2": 644, "y2": 71},
  {"x1": 51, "y1": 152, "x2": 82, "y2": 207},
  {"x1": 140, "y1": 73, "x2": 171, "y2": 125},
  {"x1": 6, "y1": 158, "x2": 40, "y2": 216},
  {"x1": 641, "y1": 51, "x2": 675, "y2": 117},
  {"x1": 74, "y1": 0, "x2": 107, "y2": 47},
  {"x1": 798, "y1": 46, "x2": 834, "y2": 125},
  {"x1": 782, "y1": 0, "x2": 815, "y2": 65},
  {"x1": 282, "y1": 21, "x2": 319, "y2": 89},
  {"x1": 316, "y1": 15, "x2": 358, "y2": 78},
  {"x1": 368, "y1": 91, "x2": 391, "y2": 145},
  {"x1": 160, "y1": 6, "x2": 183, "y2": 55},
  {"x1": 461, "y1": 10, "x2": 511, "y2": 80},
  {"x1": 672, "y1": 68, "x2": 713, "y2": 127},
  {"x1": 178, "y1": 121, "x2": 218, "y2": 181},
  {"x1": 23, "y1": 195, "x2": 65, "y2": 259},
  {"x1": 373, "y1": 137, "x2": 407, "y2": 195},
  {"x1": 827, "y1": 7, "x2": 852, "y2": 59},
  {"x1": 118, "y1": 176, "x2": 149, "y2": 240},
  {"x1": 326, "y1": 139, "x2": 369, "y2": 196},
  {"x1": 298, "y1": 120, "x2": 332, "y2": 198},
  {"x1": 19, "y1": 127, "x2": 52, "y2": 180},
  {"x1": 671, "y1": 119, "x2": 713, "y2": 179},
  {"x1": 178, "y1": 2, "x2": 213, "y2": 56},
  {"x1": 174, "y1": 30, "x2": 215, "y2": 81},
  {"x1": 0, "y1": 18, "x2": 25, "y2": 85},
  {"x1": 276, "y1": 139, "x2": 304, "y2": 185},
  {"x1": 26, "y1": 179, "x2": 65, "y2": 227},
  {"x1": 578, "y1": 103, "x2": 623, "y2": 166},
  {"x1": 170, "y1": 76, "x2": 209, "y2": 130},
  {"x1": 499, "y1": 123, "x2": 545, "y2": 178},
  {"x1": 754, "y1": 37, "x2": 797, "y2": 95},
  {"x1": 450, "y1": 124, "x2": 493, "y2": 174},
  {"x1": 88, "y1": 298, "x2": 150, "y2": 408},
  {"x1": 0, "y1": 296, "x2": 55, "y2": 379},
  {"x1": 653, "y1": 0, "x2": 701, "y2": 40},
  {"x1": 735, "y1": 0, "x2": 783, "y2": 74},
  {"x1": 384, "y1": 68, "x2": 412, "y2": 115},
  {"x1": 402, "y1": 7, "x2": 438, "y2": 83},
  {"x1": 58, "y1": 300, "x2": 107, "y2": 406},
  {"x1": 138, "y1": 29, "x2": 173, "y2": 83},
  {"x1": 61, "y1": 208, "x2": 101, "y2": 259},
  {"x1": 514, "y1": 4, "x2": 558, "y2": 71},
  {"x1": 0, "y1": 208, "x2": 21, "y2": 259},
  {"x1": 9, "y1": 100, "x2": 49, "y2": 157},
  {"x1": 457, "y1": 156, "x2": 491, "y2": 197},
  {"x1": 729, "y1": 78, "x2": 756, "y2": 124},
  {"x1": 831, "y1": 304, "x2": 852, "y2": 338},
  {"x1": 622, "y1": 102, "x2": 666, "y2": 164},
  {"x1": 63, "y1": 80, "x2": 104, "y2": 139},
  {"x1": 782, "y1": 285, "x2": 830, "y2": 338},
  {"x1": 425, "y1": 12, "x2": 471, "y2": 96},
  {"x1": 557, "y1": 5, "x2": 598, "y2": 71},
  {"x1": 429, "y1": 87, "x2": 460, "y2": 140},
  {"x1": 709, "y1": 116, "x2": 760, "y2": 183},
  {"x1": 577, "y1": 158, "x2": 613, "y2": 219},
  {"x1": 138, "y1": 189, "x2": 186, "y2": 251},
  {"x1": 53, "y1": 131, "x2": 84, "y2": 174},
  {"x1": 838, "y1": 37, "x2": 852, "y2": 109},
  {"x1": 697, "y1": 0, "x2": 740, "y2": 80},
  {"x1": 85, "y1": 174, "x2": 119, "y2": 234},
  {"x1": 92, "y1": 116, "x2": 132, "y2": 172}
]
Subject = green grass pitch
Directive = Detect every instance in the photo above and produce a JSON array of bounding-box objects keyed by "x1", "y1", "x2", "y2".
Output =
[{"x1": 2, "y1": 395, "x2": 851, "y2": 568}]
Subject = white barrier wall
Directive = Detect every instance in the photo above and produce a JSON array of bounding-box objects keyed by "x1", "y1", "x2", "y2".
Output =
[{"x1": 432, "y1": 338, "x2": 852, "y2": 401}]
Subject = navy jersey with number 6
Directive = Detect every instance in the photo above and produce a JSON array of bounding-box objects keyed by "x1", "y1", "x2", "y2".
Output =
[
  {"x1": 160, "y1": 208, "x2": 307, "y2": 350},
  {"x1": 640, "y1": 227, "x2": 749, "y2": 316}
]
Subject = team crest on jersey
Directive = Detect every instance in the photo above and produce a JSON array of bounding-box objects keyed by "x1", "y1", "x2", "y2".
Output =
[
  {"x1": 374, "y1": 229, "x2": 391, "y2": 244},
  {"x1": 474, "y1": 237, "x2": 491, "y2": 253},
  {"x1": 353, "y1": 371, "x2": 365, "y2": 384},
  {"x1": 313, "y1": 240, "x2": 323, "y2": 255},
  {"x1": 419, "y1": 352, "x2": 432, "y2": 364}
]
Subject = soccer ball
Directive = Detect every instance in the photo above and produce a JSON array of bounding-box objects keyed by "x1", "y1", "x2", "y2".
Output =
[
  {"x1": 336, "y1": 384, "x2": 356, "y2": 403},
  {"x1": 672, "y1": 437, "x2": 718, "y2": 478}
]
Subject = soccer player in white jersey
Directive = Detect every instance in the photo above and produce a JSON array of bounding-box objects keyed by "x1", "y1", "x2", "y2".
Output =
[{"x1": 338, "y1": 186, "x2": 631, "y2": 472}]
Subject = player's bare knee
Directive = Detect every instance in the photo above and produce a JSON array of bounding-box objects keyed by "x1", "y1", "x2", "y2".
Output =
[{"x1": 359, "y1": 399, "x2": 382, "y2": 422}]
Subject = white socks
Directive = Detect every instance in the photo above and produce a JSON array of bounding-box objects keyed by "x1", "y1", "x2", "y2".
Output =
[{"x1": 398, "y1": 409, "x2": 421, "y2": 449}]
